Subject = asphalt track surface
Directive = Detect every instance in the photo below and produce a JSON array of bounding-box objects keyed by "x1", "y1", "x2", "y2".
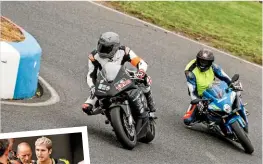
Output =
[{"x1": 1, "y1": 2, "x2": 262, "y2": 164}]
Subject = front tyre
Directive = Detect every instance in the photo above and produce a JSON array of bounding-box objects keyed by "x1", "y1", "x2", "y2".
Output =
[
  {"x1": 110, "y1": 107, "x2": 137, "y2": 150},
  {"x1": 231, "y1": 121, "x2": 254, "y2": 154}
]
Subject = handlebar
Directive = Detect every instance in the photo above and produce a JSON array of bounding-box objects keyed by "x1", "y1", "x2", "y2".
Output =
[
  {"x1": 190, "y1": 98, "x2": 212, "y2": 104},
  {"x1": 125, "y1": 69, "x2": 144, "y2": 81},
  {"x1": 226, "y1": 81, "x2": 243, "y2": 92}
]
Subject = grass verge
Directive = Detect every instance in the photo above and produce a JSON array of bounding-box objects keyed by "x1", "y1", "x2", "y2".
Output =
[
  {"x1": 1, "y1": 16, "x2": 25, "y2": 42},
  {"x1": 102, "y1": 2, "x2": 262, "y2": 65}
]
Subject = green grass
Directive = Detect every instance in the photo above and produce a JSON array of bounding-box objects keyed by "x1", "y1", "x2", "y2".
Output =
[{"x1": 107, "y1": 2, "x2": 262, "y2": 65}]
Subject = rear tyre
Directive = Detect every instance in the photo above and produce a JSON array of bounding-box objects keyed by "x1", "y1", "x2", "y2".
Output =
[
  {"x1": 231, "y1": 121, "x2": 254, "y2": 154},
  {"x1": 110, "y1": 107, "x2": 137, "y2": 150},
  {"x1": 140, "y1": 120, "x2": 155, "y2": 143}
]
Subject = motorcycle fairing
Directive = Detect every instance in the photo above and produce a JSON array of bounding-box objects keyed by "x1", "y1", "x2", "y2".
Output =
[{"x1": 94, "y1": 65, "x2": 136, "y2": 98}]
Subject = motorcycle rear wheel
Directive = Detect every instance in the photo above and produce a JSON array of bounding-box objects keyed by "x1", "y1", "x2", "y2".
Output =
[{"x1": 139, "y1": 120, "x2": 155, "y2": 143}]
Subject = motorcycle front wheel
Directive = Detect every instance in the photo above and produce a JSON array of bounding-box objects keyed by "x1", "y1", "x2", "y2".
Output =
[
  {"x1": 110, "y1": 106, "x2": 137, "y2": 150},
  {"x1": 231, "y1": 121, "x2": 254, "y2": 154}
]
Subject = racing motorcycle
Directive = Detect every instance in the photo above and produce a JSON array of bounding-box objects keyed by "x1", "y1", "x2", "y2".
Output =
[
  {"x1": 91, "y1": 62, "x2": 156, "y2": 150},
  {"x1": 189, "y1": 74, "x2": 254, "y2": 154}
]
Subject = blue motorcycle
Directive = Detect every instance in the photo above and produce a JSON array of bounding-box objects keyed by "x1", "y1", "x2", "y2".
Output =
[{"x1": 190, "y1": 74, "x2": 254, "y2": 154}]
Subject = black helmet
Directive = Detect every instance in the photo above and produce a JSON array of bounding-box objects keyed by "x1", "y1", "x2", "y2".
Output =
[
  {"x1": 196, "y1": 48, "x2": 214, "y2": 72},
  {"x1": 97, "y1": 32, "x2": 120, "y2": 59}
]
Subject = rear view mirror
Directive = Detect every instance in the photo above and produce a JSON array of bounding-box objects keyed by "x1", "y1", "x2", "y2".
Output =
[{"x1": 231, "y1": 74, "x2": 239, "y2": 83}]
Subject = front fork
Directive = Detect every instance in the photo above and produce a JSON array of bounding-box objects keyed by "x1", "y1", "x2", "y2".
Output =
[
  {"x1": 220, "y1": 93, "x2": 249, "y2": 136},
  {"x1": 236, "y1": 91, "x2": 248, "y2": 126},
  {"x1": 108, "y1": 100, "x2": 134, "y2": 126},
  {"x1": 223, "y1": 112, "x2": 248, "y2": 137}
]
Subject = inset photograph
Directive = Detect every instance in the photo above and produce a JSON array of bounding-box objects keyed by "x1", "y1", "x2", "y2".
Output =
[{"x1": 0, "y1": 126, "x2": 89, "y2": 164}]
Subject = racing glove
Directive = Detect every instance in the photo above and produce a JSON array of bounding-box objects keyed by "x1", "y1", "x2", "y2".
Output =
[{"x1": 135, "y1": 69, "x2": 146, "y2": 79}]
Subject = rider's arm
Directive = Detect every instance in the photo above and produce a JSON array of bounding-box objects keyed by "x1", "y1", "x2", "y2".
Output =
[
  {"x1": 86, "y1": 50, "x2": 99, "y2": 88},
  {"x1": 87, "y1": 60, "x2": 95, "y2": 88},
  {"x1": 122, "y1": 46, "x2": 148, "y2": 72},
  {"x1": 212, "y1": 63, "x2": 231, "y2": 85},
  {"x1": 185, "y1": 71, "x2": 199, "y2": 100}
]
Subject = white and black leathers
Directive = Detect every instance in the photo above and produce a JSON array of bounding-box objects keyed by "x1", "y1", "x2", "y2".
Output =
[{"x1": 83, "y1": 46, "x2": 156, "y2": 114}]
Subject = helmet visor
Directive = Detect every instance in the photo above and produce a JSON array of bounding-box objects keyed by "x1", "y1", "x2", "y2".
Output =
[
  {"x1": 98, "y1": 44, "x2": 114, "y2": 54},
  {"x1": 198, "y1": 59, "x2": 212, "y2": 68}
]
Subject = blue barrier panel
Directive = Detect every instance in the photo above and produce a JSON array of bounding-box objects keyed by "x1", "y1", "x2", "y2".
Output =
[{"x1": 8, "y1": 29, "x2": 42, "y2": 99}]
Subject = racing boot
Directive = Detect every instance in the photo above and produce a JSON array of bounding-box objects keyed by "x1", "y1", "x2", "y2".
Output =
[
  {"x1": 82, "y1": 103, "x2": 94, "y2": 115},
  {"x1": 183, "y1": 104, "x2": 198, "y2": 126},
  {"x1": 144, "y1": 90, "x2": 157, "y2": 113}
]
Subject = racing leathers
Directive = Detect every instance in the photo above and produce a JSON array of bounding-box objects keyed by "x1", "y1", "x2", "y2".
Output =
[
  {"x1": 82, "y1": 46, "x2": 156, "y2": 117},
  {"x1": 183, "y1": 59, "x2": 231, "y2": 125}
]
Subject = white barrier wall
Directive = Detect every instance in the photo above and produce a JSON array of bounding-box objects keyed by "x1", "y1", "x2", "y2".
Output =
[{"x1": 0, "y1": 42, "x2": 20, "y2": 99}]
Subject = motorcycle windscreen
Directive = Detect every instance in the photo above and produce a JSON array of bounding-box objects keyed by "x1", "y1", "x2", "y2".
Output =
[
  {"x1": 95, "y1": 64, "x2": 134, "y2": 97},
  {"x1": 203, "y1": 81, "x2": 228, "y2": 99},
  {"x1": 101, "y1": 62, "x2": 122, "y2": 82}
]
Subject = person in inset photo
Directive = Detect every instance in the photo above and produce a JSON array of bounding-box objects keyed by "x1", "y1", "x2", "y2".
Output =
[
  {"x1": 7, "y1": 139, "x2": 15, "y2": 157},
  {"x1": 7, "y1": 139, "x2": 18, "y2": 163},
  {"x1": 6, "y1": 139, "x2": 22, "y2": 164},
  {"x1": 33, "y1": 137, "x2": 69, "y2": 164},
  {"x1": 16, "y1": 142, "x2": 35, "y2": 164},
  {"x1": 0, "y1": 139, "x2": 11, "y2": 164}
]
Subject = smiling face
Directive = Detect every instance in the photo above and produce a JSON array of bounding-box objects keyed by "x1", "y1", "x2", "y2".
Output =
[{"x1": 35, "y1": 144, "x2": 52, "y2": 162}]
